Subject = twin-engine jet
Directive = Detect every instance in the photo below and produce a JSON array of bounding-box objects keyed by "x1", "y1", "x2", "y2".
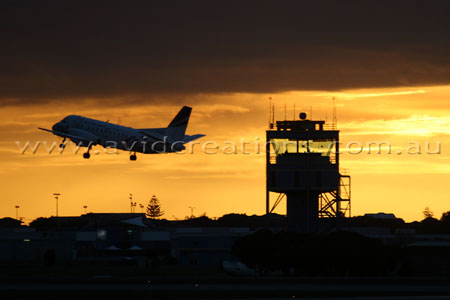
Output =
[{"x1": 38, "y1": 106, "x2": 204, "y2": 160}]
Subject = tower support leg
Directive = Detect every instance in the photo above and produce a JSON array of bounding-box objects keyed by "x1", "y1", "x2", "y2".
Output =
[{"x1": 287, "y1": 191, "x2": 319, "y2": 233}]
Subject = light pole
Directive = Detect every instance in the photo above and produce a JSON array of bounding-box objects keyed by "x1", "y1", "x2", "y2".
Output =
[
  {"x1": 139, "y1": 204, "x2": 144, "y2": 213},
  {"x1": 129, "y1": 193, "x2": 133, "y2": 214},
  {"x1": 53, "y1": 193, "x2": 60, "y2": 217},
  {"x1": 15, "y1": 205, "x2": 19, "y2": 220},
  {"x1": 83, "y1": 205, "x2": 87, "y2": 214},
  {"x1": 189, "y1": 206, "x2": 196, "y2": 218}
]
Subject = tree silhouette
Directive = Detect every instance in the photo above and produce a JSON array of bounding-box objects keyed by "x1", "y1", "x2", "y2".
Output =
[
  {"x1": 232, "y1": 230, "x2": 391, "y2": 276},
  {"x1": 441, "y1": 211, "x2": 450, "y2": 223},
  {"x1": 423, "y1": 207, "x2": 434, "y2": 219},
  {"x1": 441, "y1": 211, "x2": 450, "y2": 233},
  {"x1": 146, "y1": 195, "x2": 164, "y2": 218}
]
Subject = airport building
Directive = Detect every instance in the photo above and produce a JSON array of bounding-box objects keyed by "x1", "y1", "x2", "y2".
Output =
[{"x1": 2, "y1": 213, "x2": 450, "y2": 275}]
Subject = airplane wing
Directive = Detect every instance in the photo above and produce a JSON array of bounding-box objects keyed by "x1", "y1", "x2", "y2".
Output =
[
  {"x1": 183, "y1": 134, "x2": 206, "y2": 143},
  {"x1": 140, "y1": 129, "x2": 205, "y2": 144},
  {"x1": 38, "y1": 127, "x2": 97, "y2": 143},
  {"x1": 139, "y1": 129, "x2": 172, "y2": 143}
]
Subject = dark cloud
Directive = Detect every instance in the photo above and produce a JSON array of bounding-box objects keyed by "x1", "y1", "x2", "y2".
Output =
[{"x1": 1, "y1": 0, "x2": 449, "y2": 101}]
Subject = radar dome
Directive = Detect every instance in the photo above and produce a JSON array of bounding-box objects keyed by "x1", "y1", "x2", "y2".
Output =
[{"x1": 299, "y1": 112, "x2": 307, "y2": 120}]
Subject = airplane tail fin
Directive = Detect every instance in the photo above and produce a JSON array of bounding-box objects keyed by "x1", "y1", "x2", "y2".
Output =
[{"x1": 167, "y1": 106, "x2": 192, "y2": 142}]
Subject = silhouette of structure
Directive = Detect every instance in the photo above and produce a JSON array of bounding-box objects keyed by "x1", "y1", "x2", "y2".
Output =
[{"x1": 266, "y1": 112, "x2": 351, "y2": 232}]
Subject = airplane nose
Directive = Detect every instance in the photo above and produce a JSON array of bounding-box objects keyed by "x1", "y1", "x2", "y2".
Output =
[{"x1": 52, "y1": 122, "x2": 68, "y2": 132}]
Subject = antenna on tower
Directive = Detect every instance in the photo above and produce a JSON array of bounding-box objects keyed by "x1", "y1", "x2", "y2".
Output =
[
  {"x1": 268, "y1": 97, "x2": 272, "y2": 127},
  {"x1": 272, "y1": 103, "x2": 275, "y2": 125},
  {"x1": 332, "y1": 97, "x2": 337, "y2": 128}
]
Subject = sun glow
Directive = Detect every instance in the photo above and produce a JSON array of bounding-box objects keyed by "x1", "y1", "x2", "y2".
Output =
[{"x1": 0, "y1": 85, "x2": 449, "y2": 223}]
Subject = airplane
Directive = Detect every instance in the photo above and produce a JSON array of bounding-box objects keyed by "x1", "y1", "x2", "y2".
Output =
[{"x1": 38, "y1": 106, "x2": 205, "y2": 160}]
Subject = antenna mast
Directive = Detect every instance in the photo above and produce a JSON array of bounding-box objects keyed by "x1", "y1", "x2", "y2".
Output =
[
  {"x1": 332, "y1": 97, "x2": 337, "y2": 127},
  {"x1": 268, "y1": 97, "x2": 272, "y2": 127},
  {"x1": 272, "y1": 103, "x2": 275, "y2": 125}
]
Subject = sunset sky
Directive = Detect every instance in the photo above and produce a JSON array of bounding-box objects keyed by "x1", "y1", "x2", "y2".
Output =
[{"x1": 1, "y1": 1, "x2": 449, "y2": 223}]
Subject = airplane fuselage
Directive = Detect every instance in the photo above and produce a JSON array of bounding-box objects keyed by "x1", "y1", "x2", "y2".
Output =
[
  {"x1": 39, "y1": 106, "x2": 203, "y2": 160},
  {"x1": 53, "y1": 115, "x2": 180, "y2": 154}
]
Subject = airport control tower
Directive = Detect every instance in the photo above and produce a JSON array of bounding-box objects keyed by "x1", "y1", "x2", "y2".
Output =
[{"x1": 266, "y1": 111, "x2": 350, "y2": 232}]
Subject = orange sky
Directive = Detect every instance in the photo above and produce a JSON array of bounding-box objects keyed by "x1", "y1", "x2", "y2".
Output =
[{"x1": 1, "y1": 85, "x2": 449, "y2": 223}]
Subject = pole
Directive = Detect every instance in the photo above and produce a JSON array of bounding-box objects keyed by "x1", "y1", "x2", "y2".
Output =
[
  {"x1": 15, "y1": 205, "x2": 19, "y2": 220},
  {"x1": 129, "y1": 193, "x2": 133, "y2": 214},
  {"x1": 268, "y1": 97, "x2": 272, "y2": 127},
  {"x1": 189, "y1": 206, "x2": 195, "y2": 218},
  {"x1": 53, "y1": 193, "x2": 60, "y2": 217}
]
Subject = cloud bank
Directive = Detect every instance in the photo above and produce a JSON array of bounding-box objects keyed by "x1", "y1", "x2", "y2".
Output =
[{"x1": 1, "y1": 0, "x2": 449, "y2": 103}]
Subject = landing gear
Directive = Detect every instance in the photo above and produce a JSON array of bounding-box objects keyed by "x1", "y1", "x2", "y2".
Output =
[
  {"x1": 59, "y1": 138, "x2": 66, "y2": 149},
  {"x1": 83, "y1": 144, "x2": 92, "y2": 159},
  {"x1": 130, "y1": 153, "x2": 137, "y2": 161}
]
